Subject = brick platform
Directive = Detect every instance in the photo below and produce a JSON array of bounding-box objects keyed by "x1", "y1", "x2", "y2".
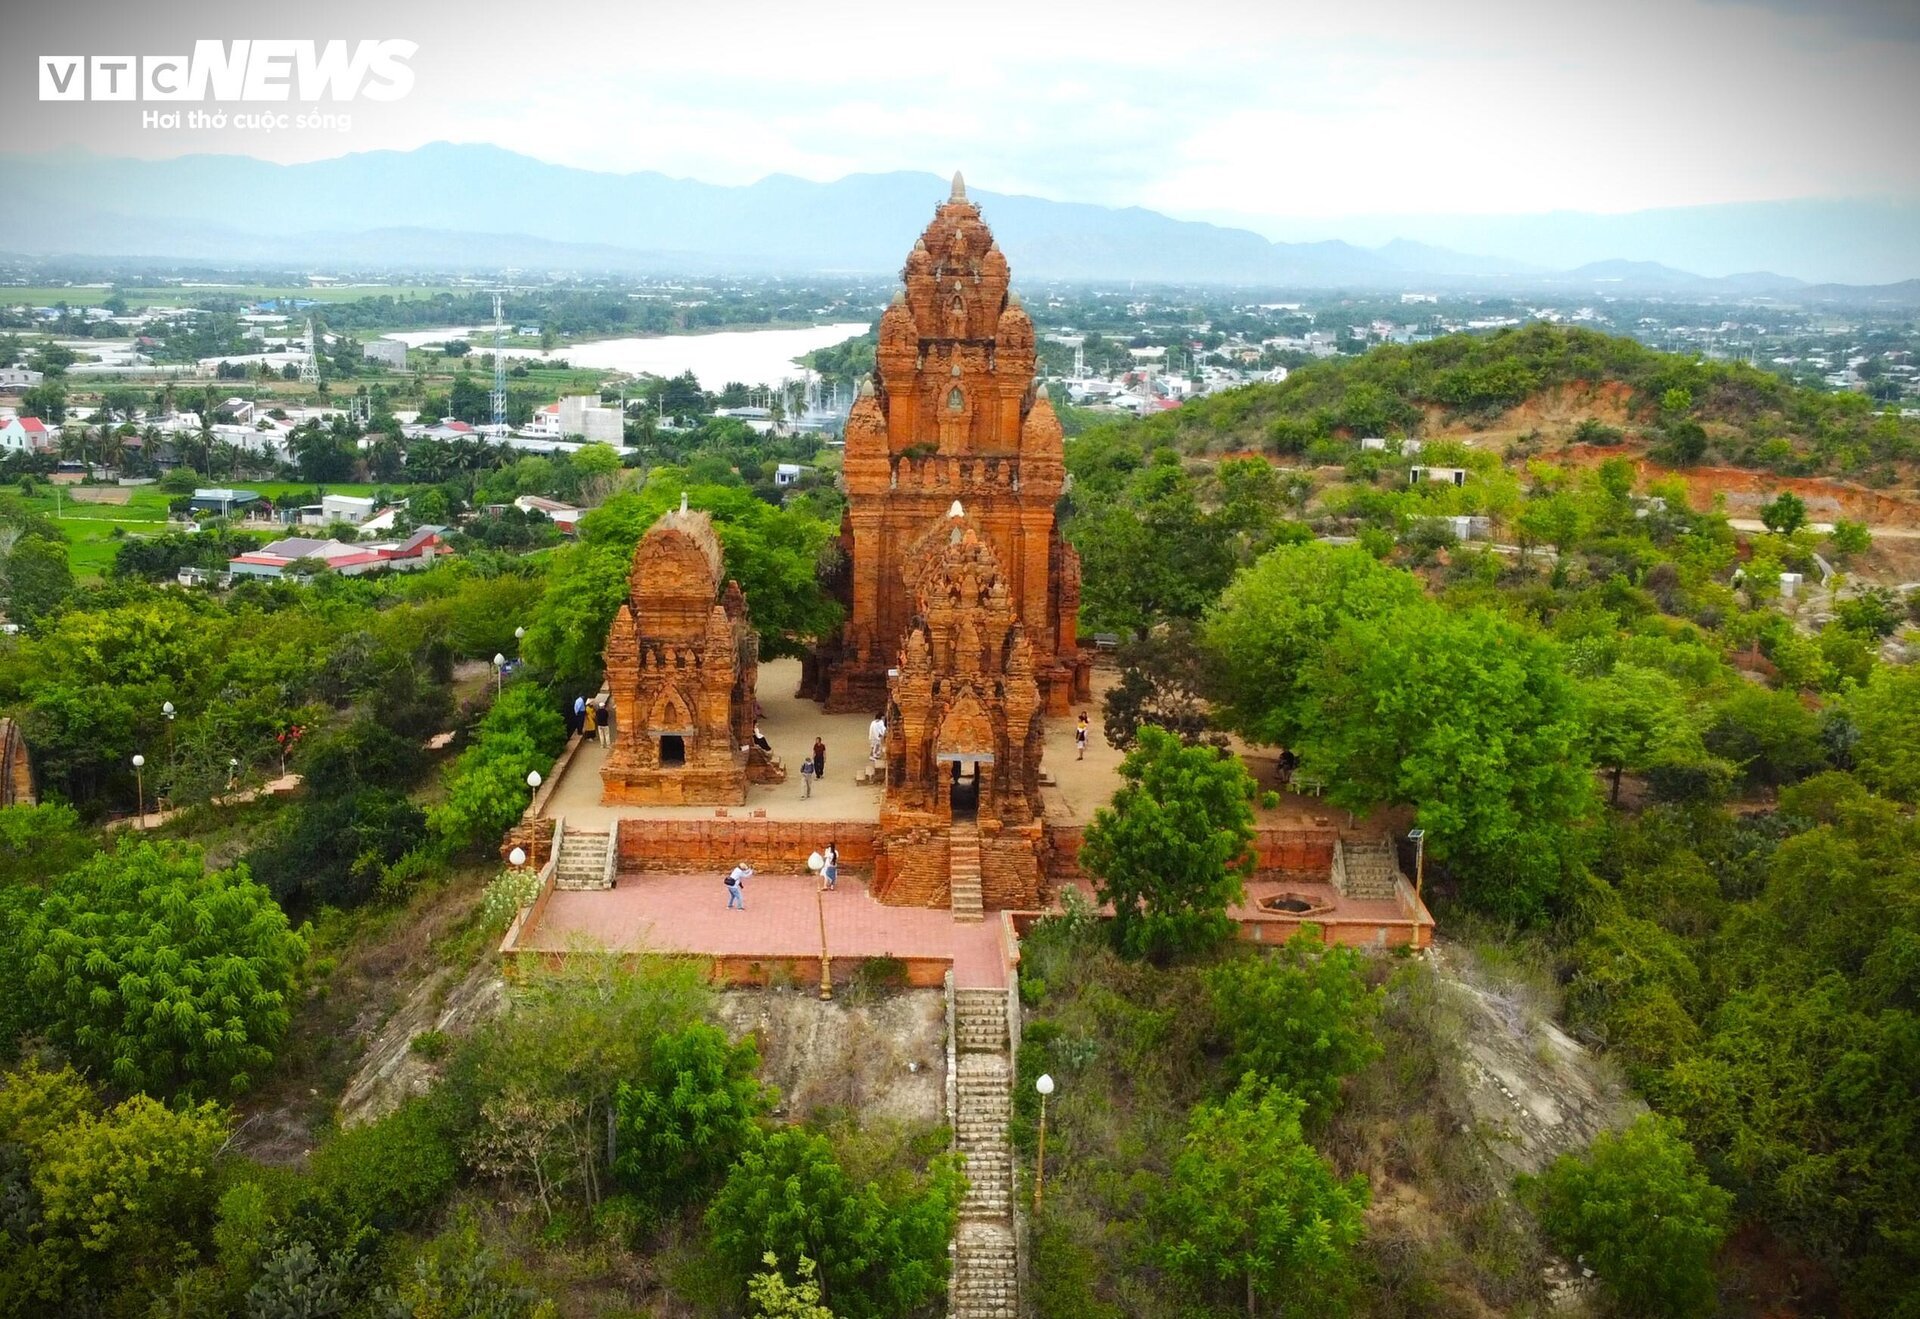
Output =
[{"x1": 507, "y1": 871, "x2": 1011, "y2": 988}]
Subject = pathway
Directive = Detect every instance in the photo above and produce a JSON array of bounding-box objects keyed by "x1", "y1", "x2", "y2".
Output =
[{"x1": 105, "y1": 773, "x2": 302, "y2": 831}]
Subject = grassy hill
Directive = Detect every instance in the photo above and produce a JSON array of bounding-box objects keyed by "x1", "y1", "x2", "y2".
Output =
[{"x1": 1118, "y1": 324, "x2": 1917, "y2": 481}]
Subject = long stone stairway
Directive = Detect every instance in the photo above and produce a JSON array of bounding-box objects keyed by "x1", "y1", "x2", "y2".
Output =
[
  {"x1": 554, "y1": 828, "x2": 613, "y2": 891},
  {"x1": 949, "y1": 820, "x2": 984, "y2": 922},
  {"x1": 952, "y1": 987, "x2": 1016, "y2": 1319},
  {"x1": 1337, "y1": 837, "x2": 1400, "y2": 900}
]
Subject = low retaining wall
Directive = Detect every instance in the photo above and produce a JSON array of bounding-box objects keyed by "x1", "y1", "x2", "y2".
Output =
[
  {"x1": 1047, "y1": 824, "x2": 1338, "y2": 882},
  {"x1": 615, "y1": 817, "x2": 880, "y2": 873},
  {"x1": 502, "y1": 945, "x2": 949, "y2": 989}
]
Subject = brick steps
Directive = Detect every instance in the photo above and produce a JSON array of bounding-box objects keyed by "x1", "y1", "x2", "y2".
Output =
[
  {"x1": 952, "y1": 990, "x2": 1016, "y2": 1318},
  {"x1": 1337, "y1": 838, "x2": 1400, "y2": 900},
  {"x1": 950, "y1": 820, "x2": 983, "y2": 922},
  {"x1": 555, "y1": 829, "x2": 613, "y2": 891}
]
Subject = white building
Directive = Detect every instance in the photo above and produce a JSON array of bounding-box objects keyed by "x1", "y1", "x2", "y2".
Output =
[
  {"x1": 1410, "y1": 465, "x2": 1469, "y2": 487},
  {"x1": 0, "y1": 416, "x2": 56, "y2": 454},
  {"x1": 362, "y1": 338, "x2": 410, "y2": 370},
  {"x1": 0, "y1": 368, "x2": 44, "y2": 389},
  {"x1": 321, "y1": 494, "x2": 379, "y2": 524},
  {"x1": 557, "y1": 394, "x2": 623, "y2": 443}
]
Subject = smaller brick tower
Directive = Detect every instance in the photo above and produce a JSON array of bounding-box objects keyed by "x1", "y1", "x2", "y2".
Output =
[
  {"x1": 600, "y1": 505, "x2": 780, "y2": 805},
  {"x1": 872, "y1": 503, "x2": 1046, "y2": 913}
]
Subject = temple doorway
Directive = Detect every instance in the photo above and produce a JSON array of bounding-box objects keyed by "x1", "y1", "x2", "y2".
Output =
[
  {"x1": 658, "y1": 734, "x2": 686, "y2": 767},
  {"x1": 949, "y1": 759, "x2": 980, "y2": 818}
]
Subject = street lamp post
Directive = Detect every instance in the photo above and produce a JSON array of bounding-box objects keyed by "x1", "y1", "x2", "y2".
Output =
[
  {"x1": 132, "y1": 754, "x2": 146, "y2": 828},
  {"x1": 1407, "y1": 828, "x2": 1427, "y2": 901},
  {"x1": 162, "y1": 700, "x2": 176, "y2": 787},
  {"x1": 1034, "y1": 1073, "x2": 1055, "y2": 1212},
  {"x1": 808, "y1": 851, "x2": 831, "y2": 1001},
  {"x1": 493, "y1": 652, "x2": 507, "y2": 697}
]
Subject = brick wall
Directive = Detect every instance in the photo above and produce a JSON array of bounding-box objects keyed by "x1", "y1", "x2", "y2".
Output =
[
  {"x1": 615, "y1": 817, "x2": 877, "y2": 875},
  {"x1": 1044, "y1": 824, "x2": 1336, "y2": 883},
  {"x1": 980, "y1": 823, "x2": 1044, "y2": 909}
]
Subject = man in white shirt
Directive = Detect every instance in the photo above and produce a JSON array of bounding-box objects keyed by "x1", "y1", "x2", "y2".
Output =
[
  {"x1": 868, "y1": 714, "x2": 886, "y2": 763},
  {"x1": 726, "y1": 862, "x2": 752, "y2": 909}
]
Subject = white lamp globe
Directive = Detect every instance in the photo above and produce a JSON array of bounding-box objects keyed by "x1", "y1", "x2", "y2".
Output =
[
  {"x1": 807, "y1": 851, "x2": 824, "y2": 872},
  {"x1": 508, "y1": 847, "x2": 528, "y2": 867},
  {"x1": 131, "y1": 754, "x2": 145, "y2": 768},
  {"x1": 526, "y1": 771, "x2": 542, "y2": 789},
  {"x1": 1036, "y1": 1073, "x2": 1055, "y2": 1096},
  {"x1": 162, "y1": 700, "x2": 175, "y2": 718},
  {"x1": 493, "y1": 652, "x2": 506, "y2": 667}
]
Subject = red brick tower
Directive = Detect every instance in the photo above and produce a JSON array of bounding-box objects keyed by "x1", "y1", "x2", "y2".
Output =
[{"x1": 805, "y1": 173, "x2": 1089, "y2": 717}]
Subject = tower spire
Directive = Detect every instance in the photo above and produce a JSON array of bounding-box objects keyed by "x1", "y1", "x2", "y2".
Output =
[{"x1": 950, "y1": 170, "x2": 967, "y2": 201}]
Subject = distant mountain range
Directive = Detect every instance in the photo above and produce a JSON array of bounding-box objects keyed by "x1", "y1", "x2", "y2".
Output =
[{"x1": 0, "y1": 143, "x2": 1915, "y2": 301}]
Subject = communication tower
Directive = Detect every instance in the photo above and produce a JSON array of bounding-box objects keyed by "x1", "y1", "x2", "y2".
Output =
[
  {"x1": 490, "y1": 293, "x2": 508, "y2": 430},
  {"x1": 298, "y1": 319, "x2": 320, "y2": 384}
]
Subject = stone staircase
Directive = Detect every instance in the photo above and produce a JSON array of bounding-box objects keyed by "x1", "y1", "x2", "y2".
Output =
[
  {"x1": 1337, "y1": 837, "x2": 1400, "y2": 900},
  {"x1": 949, "y1": 821, "x2": 984, "y2": 922},
  {"x1": 952, "y1": 988, "x2": 1017, "y2": 1319},
  {"x1": 554, "y1": 828, "x2": 614, "y2": 891}
]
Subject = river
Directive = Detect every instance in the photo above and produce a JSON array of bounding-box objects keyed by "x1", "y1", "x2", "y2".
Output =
[{"x1": 380, "y1": 322, "x2": 871, "y2": 390}]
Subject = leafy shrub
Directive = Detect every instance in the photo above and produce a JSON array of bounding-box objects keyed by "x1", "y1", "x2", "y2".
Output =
[
  {"x1": 707, "y1": 1127, "x2": 962, "y2": 1319},
  {"x1": 24, "y1": 840, "x2": 307, "y2": 1096},
  {"x1": 1522, "y1": 1115, "x2": 1730, "y2": 1319},
  {"x1": 308, "y1": 1097, "x2": 459, "y2": 1230},
  {"x1": 1204, "y1": 934, "x2": 1382, "y2": 1122},
  {"x1": 612, "y1": 1023, "x2": 770, "y2": 1214}
]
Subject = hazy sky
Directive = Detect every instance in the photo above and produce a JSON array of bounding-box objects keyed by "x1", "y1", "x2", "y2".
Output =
[{"x1": 9, "y1": 0, "x2": 1919, "y2": 233}]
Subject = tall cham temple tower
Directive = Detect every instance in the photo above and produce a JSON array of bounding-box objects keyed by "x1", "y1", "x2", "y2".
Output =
[
  {"x1": 805, "y1": 172, "x2": 1091, "y2": 719},
  {"x1": 804, "y1": 175, "x2": 1090, "y2": 914}
]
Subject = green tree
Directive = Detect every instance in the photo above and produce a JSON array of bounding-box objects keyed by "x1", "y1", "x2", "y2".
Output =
[
  {"x1": 1080, "y1": 726, "x2": 1256, "y2": 962},
  {"x1": 1759, "y1": 490, "x2": 1808, "y2": 536},
  {"x1": 1827, "y1": 518, "x2": 1872, "y2": 560},
  {"x1": 1700, "y1": 684, "x2": 1825, "y2": 790},
  {"x1": 1581, "y1": 663, "x2": 1705, "y2": 807},
  {"x1": 748, "y1": 1253, "x2": 837, "y2": 1319},
  {"x1": 0, "y1": 1062, "x2": 229, "y2": 1315},
  {"x1": 1847, "y1": 664, "x2": 1920, "y2": 802},
  {"x1": 24, "y1": 840, "x2": 307, "y2": 1095},
  {"x1": 708, "y1": 1127, "x2": 961, "y2": 1319},
  {"x1": 1155, "y1": 1077, "x2": 1368, "y2": 1318},
  {"x1": 0, "y1": 802, "x2": 97, "y2": 888},
  {"x1": 1522, "y1": 1115, "x2": 1730, "y2": 1319},
  {"x1": 2, "y1": 537, "x2": 72, "y2": 629},
  {"x1": 612, "y1": 1022, "x2": 771, "y2": 1213},
  {"x1": 1203, "y1": 542, "x2": 1424, "y2": 752},
  {"x1": 1204, "y1": 937, "x2": 1382, "y2": 1123},
  {"x1": 1301, "y1": 602, "x2": 1594, "y2": 921}
]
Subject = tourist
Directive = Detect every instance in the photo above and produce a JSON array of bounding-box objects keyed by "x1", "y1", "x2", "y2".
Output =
[
  {"x1": 726, "y1": 862, "x2": 752, "y2": 910},
  {"x1": 868, "y1": 712, "x2": 887, "y2": 763},
  {"x1": 822, "y1": 840, "x2": 839, "y2": 891},
  {"x1": 753, "y1": 724, "x2": 772, "y2": 753},
  {"x1": 1075, "y1": 711, "x2": 1089, "y2": 760},
  {"x1": 598, "y1": 698, "x2": 614, "y2": 747},
  {"x1": 573, "y1": 694, "x2": 587, "y2": 735},
  {"x1": 1277, "y1": 747, "x2": 1298, "y2": 789},
  {"x1": 812, "y1": 735, "x2": 827, "y2": 781},
  {"x1": 800, "y1": 755, "x2": 815, "y2": 798},
  {"x1": 581, "y1": 701, "x2": 598, "y2": 742}
]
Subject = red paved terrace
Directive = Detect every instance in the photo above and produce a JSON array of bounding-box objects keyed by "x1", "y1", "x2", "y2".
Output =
[{"x1": 512, "y1": 871, "x2": 1011, "y2": 988}]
